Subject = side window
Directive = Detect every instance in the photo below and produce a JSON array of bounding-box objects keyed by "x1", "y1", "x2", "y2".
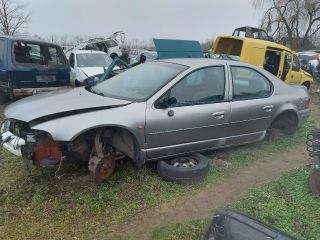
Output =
[
  {"x1": 14, "y1": 42, "x2": 42, "y2": 64},
  {"x1": 231, "y1": 66, "x2": 272, "y2": 101},
  {"x1": 13, "y1": 41, "x2": 66, "y2": 66},
  {"x1": 292, "y1": 55, "x2": 300, "y2": 72},
  {"x1": 46, "y1": 47, "x2": 65, "y2": 65},
  {"x1": 169, "y1": 66, "x2": 225, "y2": 107},
  {"x1": 69, "y1": 53, "x2": 75, "y2": 68}
]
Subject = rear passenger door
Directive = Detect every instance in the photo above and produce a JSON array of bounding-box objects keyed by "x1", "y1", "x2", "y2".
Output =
[{"x1": 227, "y1": 66, "x2": 275, "y2": 144}]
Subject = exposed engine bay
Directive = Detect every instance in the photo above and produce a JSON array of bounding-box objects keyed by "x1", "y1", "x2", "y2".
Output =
[{"x1": 1, "y1": 119, "x2": 136, "y2": 180}]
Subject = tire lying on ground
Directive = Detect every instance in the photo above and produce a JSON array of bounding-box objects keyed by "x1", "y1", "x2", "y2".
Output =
[{"x1": 157, "y1": 153, "x2": 209, "y2": 184}]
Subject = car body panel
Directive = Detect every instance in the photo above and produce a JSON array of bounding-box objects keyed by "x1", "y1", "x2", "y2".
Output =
[
  {"x1": 154, "y1": 38, "x2": 203, "y2": 59},
  {"x1": 30, "y1": 102, "x2": 147, "y2": 148},
  {"x1": 146, "y1": 102, "x2": 231, "y2": 159},
  {"x1": 4, "y1": 87, "x2": 131, "y2": 122}
]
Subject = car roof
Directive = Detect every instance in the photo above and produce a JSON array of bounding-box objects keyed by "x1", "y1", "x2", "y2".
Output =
[
  {"x1": 0, "y1": 34, "x2": 60, "y2": 47},
  {"x1": 157, "y1": 58, "x2": 249, "y2": 68},
  {"x1": 216, "y1": 35, "x2": 293, "y2": 53}
]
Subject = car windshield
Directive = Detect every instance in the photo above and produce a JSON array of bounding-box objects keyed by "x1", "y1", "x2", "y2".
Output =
[
  {"x1": 77, "y1": 53, "x2": 112, "y2": 67},
  {"x1": 92, "y1": 62, "x2": 188, "y2": 101}
]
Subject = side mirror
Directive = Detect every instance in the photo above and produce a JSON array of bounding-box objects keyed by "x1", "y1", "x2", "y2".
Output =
[
  {"x1": 156, "y1": 96, "x2": 177, "y2": 109},
  {"x1": 167, "y1": 96, "x2": 177, "y2": 106}
]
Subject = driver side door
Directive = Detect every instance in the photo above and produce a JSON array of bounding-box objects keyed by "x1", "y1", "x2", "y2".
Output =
[{"x1": 145, "y1": 65, "x2": 231, "y2": 160}]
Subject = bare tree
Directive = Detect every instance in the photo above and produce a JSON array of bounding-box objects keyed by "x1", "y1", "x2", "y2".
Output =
[
  {"x1": 253, "y1": 0, "x2": 320, "y2": 50},
  {"x1": 201, "y1": 39, "x2": 214, "y2": 51},
  {"x1": 0, "y1": 0, "x2": 30, "y2": 35}
]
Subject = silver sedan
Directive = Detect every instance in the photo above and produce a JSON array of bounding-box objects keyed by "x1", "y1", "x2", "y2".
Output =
[{"x1": 1, "y1": 58, "x2": 311, "y2": 180}]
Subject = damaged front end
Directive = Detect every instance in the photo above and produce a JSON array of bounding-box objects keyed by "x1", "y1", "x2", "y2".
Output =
[
  {"x1": 1, "y1": 119, "x2": 66, "y2": 168},
  {"x1": 0, "y1": 119, "x2": 129, "y2": 180}
]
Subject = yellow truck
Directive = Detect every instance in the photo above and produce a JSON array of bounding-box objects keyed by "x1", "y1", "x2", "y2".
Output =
[{"x1": 211, "y1": 27, "x2": 313, "y2": 89}]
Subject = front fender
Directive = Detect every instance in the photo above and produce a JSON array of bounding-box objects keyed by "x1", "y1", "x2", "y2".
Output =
[{"x1": 31, "y1": 102, "x2": 147, "y2": 148}]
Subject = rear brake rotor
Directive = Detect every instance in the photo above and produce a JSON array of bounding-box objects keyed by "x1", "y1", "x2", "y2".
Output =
[
  {"x1": 94, "y1": 154, "x2": 116, "y2": 181},
  {"x1": 308, "y1": 169, "x2": 320, "y2": 196}
]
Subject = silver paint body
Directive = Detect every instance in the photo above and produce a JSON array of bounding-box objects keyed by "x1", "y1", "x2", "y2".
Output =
[{"x1": 3, "y1": 59, "x2": 311, "y2": 163}]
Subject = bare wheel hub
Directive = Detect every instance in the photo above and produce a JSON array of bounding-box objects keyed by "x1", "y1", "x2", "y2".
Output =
[
  {"x1": 88, "y1": 130, "x2": 116, "y2": 181},
  {"x1": 169, "y1": 156, "x2": 199, "y2": 168}
]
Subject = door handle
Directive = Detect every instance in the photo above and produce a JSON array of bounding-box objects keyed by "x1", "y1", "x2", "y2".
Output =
[
  {"x1": 263, "y1": 105, "x2": 273, "y2": 112},
  {"x1": 212, "y1": 111, "x2": 225, "y2": 119}
]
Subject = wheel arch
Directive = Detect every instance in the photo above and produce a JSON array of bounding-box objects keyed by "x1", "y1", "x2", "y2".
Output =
[
  {"x1": 269, "y1": 109, "x2": 299, "y2": 134},
  {"x1": 71, "y1": 125, "x2": 144, "y2": 167},
  {"x1": 271, "y1": 109, "x2": 298, "y2": 124},
  {"x1": 301, "y1": 80, "x2": 311, "y2": 89}
]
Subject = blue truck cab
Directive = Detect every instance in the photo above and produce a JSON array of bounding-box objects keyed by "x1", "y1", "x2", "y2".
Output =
[{"x1": 0, "y1": 36, "x2": 71, "y2": 103}]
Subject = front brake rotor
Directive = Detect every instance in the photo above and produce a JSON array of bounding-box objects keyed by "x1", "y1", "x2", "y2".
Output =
[
  {"x1": 94, "y1": 154, "x2": 116, "y2": 181},
  {"x1": 308, "y1": 169, "x2": 320, "y2": 196}
]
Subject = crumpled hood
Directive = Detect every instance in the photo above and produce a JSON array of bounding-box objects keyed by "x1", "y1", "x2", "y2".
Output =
[
  {"x1": 5, "y1": 87, "x2": 131, "y2": 122},
  {"x1": 80, "y1": 67, "x2": 105, "y2": 78}
]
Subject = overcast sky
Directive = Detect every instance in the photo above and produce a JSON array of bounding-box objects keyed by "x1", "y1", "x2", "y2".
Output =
[{"x1": 24, "y1": 0, "x2": 260, "y2": 42}]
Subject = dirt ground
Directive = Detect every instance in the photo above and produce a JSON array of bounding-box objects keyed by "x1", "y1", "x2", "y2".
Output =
[{"x1": 111, "y1": 144, "x2": 311, "y2": 239}]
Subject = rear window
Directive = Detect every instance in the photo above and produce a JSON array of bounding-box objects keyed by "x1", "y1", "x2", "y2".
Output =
[
  {"x1": 214, "y1": 38, "x2": 243, "y2": 57},
  {"x1": 13, "y1": 41, "x2": 66, "y2": 66}
]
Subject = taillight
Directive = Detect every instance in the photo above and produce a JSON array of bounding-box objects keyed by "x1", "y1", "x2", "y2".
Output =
[
  {"x1": 312, "y1": 54, "x2": 319, "y2": 60},
  {"x1": 305, "y1": 98, "x2": 311, "y2": 109}
]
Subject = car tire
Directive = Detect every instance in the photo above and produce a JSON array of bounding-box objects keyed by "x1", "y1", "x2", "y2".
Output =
[
  {"x1": 269, "y1": 112, "x2": 298, "y2": 137},
  {"x1": 308, "y1": 169, "x2": 320, "y2": 196},
  {"x1": 157, "y1": 153, "x2": 209, "y2": 184}
]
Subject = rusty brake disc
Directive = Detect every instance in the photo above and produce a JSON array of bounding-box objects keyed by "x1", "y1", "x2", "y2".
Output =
[{"x1": 94, "y1": 154, "x2": 116, "y2": 181}]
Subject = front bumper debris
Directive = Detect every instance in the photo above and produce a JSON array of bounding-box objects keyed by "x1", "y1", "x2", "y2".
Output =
[{"x1": 1, "y1": 131, "x2": 25, "y2": 156}]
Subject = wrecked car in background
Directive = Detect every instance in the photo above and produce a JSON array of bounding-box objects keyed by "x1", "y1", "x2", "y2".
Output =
[
  {"x1": 68, "y1": 31, "x2": 125, "y2": 59},
  {"x1": 211, "y1": 26, "x2": 313, "y2": 89},
  {"x1": 0, "y1": 36, "x2": 70, "y2": 103},
  {"x1": 65, "y1": 50, "x2": 113, "y2": 86},
  {"x1": 1, "y1": 59, "x2": 311, "y2": 181}
]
